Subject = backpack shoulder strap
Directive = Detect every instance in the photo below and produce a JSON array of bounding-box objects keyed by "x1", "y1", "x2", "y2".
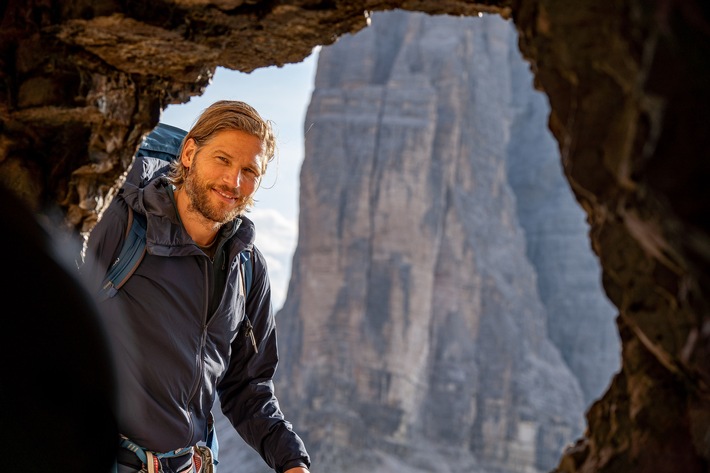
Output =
[
  {"x1": 238, "y1": 248, "x2": 258, "y2": 354},
  {"x1": 97, "y1": 123, "x2": 186, "y2": 302},
  {"x1": 239, "y1": 249, "x2": 254, "y2": 300},
  {"x1": 98, "y1": 207, "x2": 147, "y2": 301}
]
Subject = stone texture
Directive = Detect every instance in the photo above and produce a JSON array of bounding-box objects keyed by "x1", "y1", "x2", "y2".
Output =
[
  {"x1": 1, "y1": 1, "x2": 709, "y2": 473},
  {"x1": 505, "y1": 45, "x2": 621, "y2": 405}
]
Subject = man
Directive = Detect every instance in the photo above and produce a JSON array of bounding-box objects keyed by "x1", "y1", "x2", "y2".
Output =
[{"x1": 82, "y1": 100, "x2": 311, "y2": 473}]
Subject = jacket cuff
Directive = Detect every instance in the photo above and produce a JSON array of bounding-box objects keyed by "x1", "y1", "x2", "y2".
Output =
[{"x1": 279, "y1": 458, "x2": 310, "y2": 472}]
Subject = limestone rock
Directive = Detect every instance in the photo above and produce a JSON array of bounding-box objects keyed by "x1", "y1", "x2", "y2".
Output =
[{"x1": 273, "y1": 12, "x2": 591, "y2": 473}]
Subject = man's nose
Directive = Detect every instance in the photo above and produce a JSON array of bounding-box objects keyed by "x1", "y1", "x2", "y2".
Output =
[{"x1": 225, "y1": 168, "x2": 244, "y2": 187}]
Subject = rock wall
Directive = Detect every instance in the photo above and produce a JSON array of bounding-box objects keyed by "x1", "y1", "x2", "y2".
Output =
[{"x1": 504, "y1": 41, "x2": 620, "y2": 405}]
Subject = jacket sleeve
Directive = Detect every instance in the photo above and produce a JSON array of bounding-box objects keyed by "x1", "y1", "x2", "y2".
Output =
[
  {"x1": 217, "y1": 246, "x2": 311, "y2": 473},
  {"x1": 78, "y1": 197, "x2": 129, "y2": 295}
]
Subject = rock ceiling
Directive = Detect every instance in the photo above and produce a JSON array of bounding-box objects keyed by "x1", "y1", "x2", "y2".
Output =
[{"x1": 1, "y1": 1, "x2": 708, "y2": 472}]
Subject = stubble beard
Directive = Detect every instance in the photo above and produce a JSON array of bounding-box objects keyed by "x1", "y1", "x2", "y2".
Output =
[{"x1": 183, "y1": 167, "x2": 248, "y2": 225}]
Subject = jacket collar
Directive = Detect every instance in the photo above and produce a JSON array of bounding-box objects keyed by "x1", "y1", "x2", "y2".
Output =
[{"x1": 121, "y1": 177, "x2": 256, "y2": 255}]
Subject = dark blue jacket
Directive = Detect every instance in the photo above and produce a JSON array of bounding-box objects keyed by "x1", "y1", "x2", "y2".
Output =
[{"x1": 82, "y1": 176, "x2": 310, "y2": 472}]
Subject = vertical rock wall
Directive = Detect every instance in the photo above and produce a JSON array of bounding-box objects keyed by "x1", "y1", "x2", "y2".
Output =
[
  {"x1": 263, "y1": 12, "x2": 617, "y2": 473},
  {"x1": 505, "y1": 46, "x2": 620, "y2": 405}
]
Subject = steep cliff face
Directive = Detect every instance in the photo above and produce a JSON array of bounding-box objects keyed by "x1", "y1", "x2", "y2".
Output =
[
  {"x1": 2, "y1": 1, "x2": 709, "y2": 473},
  {"x1": 505, "y1": 48, "x2": 621, "y2": 405},
  {"x1": 272, "y1": 12, "x2": 610, "y2": 472}
]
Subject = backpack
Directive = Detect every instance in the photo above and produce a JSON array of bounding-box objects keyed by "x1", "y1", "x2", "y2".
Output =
[{"x1": 98, "y1": 123, "x2": 257, "y2": 467}]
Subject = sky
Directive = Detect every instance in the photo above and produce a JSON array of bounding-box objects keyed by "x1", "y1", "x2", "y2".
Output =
[{"x1": 160, "y1": 49, "x2": 320, "y2": 310}]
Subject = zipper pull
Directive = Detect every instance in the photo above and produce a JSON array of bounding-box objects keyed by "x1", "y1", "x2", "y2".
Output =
[{"x1": 244, "y1": 319, "x2": 259, "y2": 354}]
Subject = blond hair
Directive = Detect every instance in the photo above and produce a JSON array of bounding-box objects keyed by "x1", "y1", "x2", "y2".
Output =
[{"x1": 168, "y1": 100, "x2": 276, "y2": 195}]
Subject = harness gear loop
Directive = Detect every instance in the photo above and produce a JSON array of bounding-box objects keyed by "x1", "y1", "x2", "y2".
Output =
[
  {"x1": 146, "y1": 451, "x2": 157, "y2": 473},
  {"x1": 119, "y1": 435, "x2": 194, "y2": 472}
]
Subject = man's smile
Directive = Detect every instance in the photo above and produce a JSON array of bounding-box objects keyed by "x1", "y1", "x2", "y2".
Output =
[{"x1": 213, "y1": 186, "x2": 239, "y2": 203}]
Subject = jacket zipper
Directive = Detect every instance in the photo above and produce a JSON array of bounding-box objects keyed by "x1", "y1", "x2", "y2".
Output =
[{"x1": 186, "y1": 258, "x2": 211, "y2": 444}]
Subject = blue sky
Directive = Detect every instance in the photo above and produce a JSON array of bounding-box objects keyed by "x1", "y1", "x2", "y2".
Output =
[{"x1": 160, "y1": 49, "x2": 320, "y2": 309}]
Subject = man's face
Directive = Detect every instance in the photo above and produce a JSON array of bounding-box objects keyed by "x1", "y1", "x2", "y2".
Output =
[{"x1": 181, "y1": 129, "x2": 264, "y2": 224}]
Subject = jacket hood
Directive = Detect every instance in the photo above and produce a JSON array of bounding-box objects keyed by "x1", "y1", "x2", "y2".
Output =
[{"x1": 120, "y1": 177, "x2": 256, "y2": 255}]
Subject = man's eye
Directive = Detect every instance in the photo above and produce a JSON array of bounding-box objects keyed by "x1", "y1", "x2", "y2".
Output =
[{"x1": 217, "y1": 156, "x2": 229, "y2": 164}]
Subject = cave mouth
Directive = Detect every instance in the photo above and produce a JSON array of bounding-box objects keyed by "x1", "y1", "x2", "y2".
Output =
[{"x1": 5, "y1": 1, "x2": 706, "y2": 472}]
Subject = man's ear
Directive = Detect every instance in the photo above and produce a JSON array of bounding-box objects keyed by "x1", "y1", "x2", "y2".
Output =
[{"x1": 181, "y1": 138, "x2": 197, "y2": 166}]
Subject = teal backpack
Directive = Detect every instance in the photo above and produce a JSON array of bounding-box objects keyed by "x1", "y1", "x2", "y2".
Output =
[{"x1": 100, "y1": 123, "x2": 256, "y2": 469}]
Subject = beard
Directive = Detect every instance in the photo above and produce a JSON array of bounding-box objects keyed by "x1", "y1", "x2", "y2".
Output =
[{"x1": 182, "y1": 164, "x2": 249, "y2": 225}]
